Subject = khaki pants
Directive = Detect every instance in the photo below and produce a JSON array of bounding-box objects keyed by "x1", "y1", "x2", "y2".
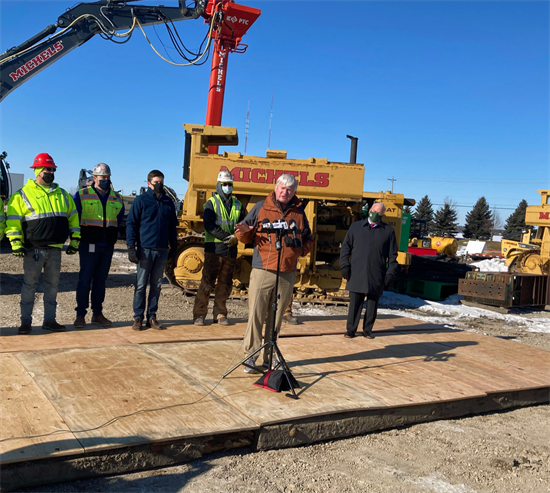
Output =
[
  {"x1": 244, "y1": 267, "x2": 296, "y2": 365},
  {"x1": 193, "y1": 252, "x2": 236, "y2": 320}
]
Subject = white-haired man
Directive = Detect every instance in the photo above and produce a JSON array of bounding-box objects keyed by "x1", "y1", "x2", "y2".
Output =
[
  {"x1": 193, "y1": 170, "x2": 246, "y2": 326},
  {"x1": 235, "y1": 174, "x2": 314, "y2": 372},
  {"x1": 340, "y1": 201, "x2": 397, "y2": 339}
]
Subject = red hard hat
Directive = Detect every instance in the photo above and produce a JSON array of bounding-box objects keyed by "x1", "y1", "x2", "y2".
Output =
[{"x1": 30, "y1": 153, "x2": 56, "y2": 169}]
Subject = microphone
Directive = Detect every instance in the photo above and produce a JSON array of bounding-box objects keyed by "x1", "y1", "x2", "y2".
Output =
[
  {"x1": 261, "y1": 218, "x2": 272, "y2": 243},
  {"x1": 288, "y1": 219, "x2": 302, "y2": 248}
]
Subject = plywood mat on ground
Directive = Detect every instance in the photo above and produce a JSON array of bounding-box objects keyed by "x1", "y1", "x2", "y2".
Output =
[
  {"x1": 0, "y1": 325, "x2": 132, "y2": 353},
  {"x1": 13, "y1": 345, "x2": 258, "y2": 454},
  {"x1": 261, "y1": 334, "x2": 487, "y2": 407},
  {"x1": 0, "y1": 314, "x2": 445, "y2": 353},
  {"x1": 146, "y1": 340, "x2": 387, "y2": 426},
  {"x1": 0, "y1": 353, "x2": 83, "y2": 463},
  {"x1": 390, "y1": 330, "x2": 550, "y2": 388}
]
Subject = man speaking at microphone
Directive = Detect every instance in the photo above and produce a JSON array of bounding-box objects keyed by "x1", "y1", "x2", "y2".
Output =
[{"x1": 235, "y1": 174, "x2": 314, "y2": 373}]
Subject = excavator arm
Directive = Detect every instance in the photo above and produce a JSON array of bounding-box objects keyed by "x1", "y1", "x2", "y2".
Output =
[{"x1": 0, "y1": 0, "x2": 207, "y2": 102}]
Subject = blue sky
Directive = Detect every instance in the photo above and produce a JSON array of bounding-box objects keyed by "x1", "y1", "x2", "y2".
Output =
[{"x1": 1, "y1": 0, "x2": 548, "y2": 225}]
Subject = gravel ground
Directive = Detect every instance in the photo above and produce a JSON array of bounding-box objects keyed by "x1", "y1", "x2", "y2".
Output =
[{"x1": 1, "y1": 242, "x2": 549, "y2": 493}]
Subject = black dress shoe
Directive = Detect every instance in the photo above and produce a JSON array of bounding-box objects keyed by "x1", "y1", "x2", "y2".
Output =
[
  {"x1": 344, "y1": 332, "x2": 355, "y2": 339},
  {"x1": 363, "y1": 333, "x2": 375, "y2": 339}
]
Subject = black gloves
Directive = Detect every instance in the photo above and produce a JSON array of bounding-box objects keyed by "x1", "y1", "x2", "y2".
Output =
[
  {"x1": 66, "y1": 245, "x2": 79, "y2": 255},
  {"x1": 384, "y1": 273, "x2": 394, "y2": 289},
  {"x1": 12, "y1": 246, "x2": 26, "y2": 258},
  {"x1": 341, "y1": 266, "x2": 351, "y2": 281},
  {"x1": 128, "y1": 246, "x2": 139, "y2": 264}
]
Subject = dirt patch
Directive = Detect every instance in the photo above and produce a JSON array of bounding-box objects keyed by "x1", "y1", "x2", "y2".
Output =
[{"x1": 1, "y1": 241, "x2": 549, "y2": 493}]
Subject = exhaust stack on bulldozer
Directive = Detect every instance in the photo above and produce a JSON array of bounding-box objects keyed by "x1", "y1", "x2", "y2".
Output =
[{"x1": 165, "y1": 124, "x2": 413, "y2": 302}]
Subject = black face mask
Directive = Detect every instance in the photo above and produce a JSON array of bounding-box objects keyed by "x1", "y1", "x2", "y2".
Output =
[
  {"x1": 97, "y1": 179, "x2": 111, "y2": 191},
  {"x1": 42, "y1": 172, "x2": 54, "y2": 184},
  {"x1": 153, "y1": 182, "x2": 164, "y2": 194}
]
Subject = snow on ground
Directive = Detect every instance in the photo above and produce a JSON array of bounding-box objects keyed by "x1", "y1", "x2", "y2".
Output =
[
  {"x1": 294, "y1": 291, "x2": 550, "y2": 334},
  {"x1": 469, "y1": 257, "x2": 508, "y2": 272},
  {"x1": 379, "y1": 292, "x2": 550, "y2": 334}
]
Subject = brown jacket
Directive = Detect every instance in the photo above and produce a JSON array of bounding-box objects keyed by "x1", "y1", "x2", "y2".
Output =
[{"x1": 236, "y1": 192, "x2": 314, "y2": 272}]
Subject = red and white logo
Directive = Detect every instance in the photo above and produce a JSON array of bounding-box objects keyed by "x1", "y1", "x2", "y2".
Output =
[
  {"x1": 220, "y1": 166, "x2": 329, "y2": 187},
  {"x1": 9, "y1": 41, "x2": 64, "y2": 82}
]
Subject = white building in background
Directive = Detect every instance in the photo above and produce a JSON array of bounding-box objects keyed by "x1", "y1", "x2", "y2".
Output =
[{"x1": 9, "y1": 173, "x2": 24, "y2": 195}]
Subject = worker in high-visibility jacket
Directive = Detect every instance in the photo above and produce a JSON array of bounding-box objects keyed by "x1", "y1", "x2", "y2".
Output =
[
  {"x1": 6, "y1": 153, "x2": 80, "y2": 335},
  {"x1": 73, "y1": 163, "x2": 124, "y2": 329},
  {"x1": 193, "y1": 170, "x2": 247, "y2": 326},
  {"x1": 0, "y1": 201, "x2": 5, "y2": 241}
]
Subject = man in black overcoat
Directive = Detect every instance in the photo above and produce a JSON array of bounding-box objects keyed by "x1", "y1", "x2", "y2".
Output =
[{"x1": 340, "y1": 202, "x2": 398, "y2": 338}]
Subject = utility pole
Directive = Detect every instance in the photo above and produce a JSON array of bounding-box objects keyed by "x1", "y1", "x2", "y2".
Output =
[
  {"x1": 387, "y1": 177, "x2": 397, "y2": 193},
  {"x1": 268, "y1": 93, "x2": 273, "y2": 150},
  {"x1": 244, "y1": 100, "x2": 250, "y2": 154}
]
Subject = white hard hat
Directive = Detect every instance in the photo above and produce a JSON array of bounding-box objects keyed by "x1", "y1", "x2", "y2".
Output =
[
  {"x1": 217, "y1": 170, "x2": 233, "y2": 183},
  {"x1": 92, "y1": 163, "x2": 111, "y2": 176}
]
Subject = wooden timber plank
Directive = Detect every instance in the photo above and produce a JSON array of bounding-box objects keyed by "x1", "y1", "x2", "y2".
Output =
[
  {"x1": 391, "y1": 331, "x2": 550, "y2": 386},
  {"x1": 276, "y1": 335, "x2": 486, "y2": 407},
  {"x1": 13, "y1": 345, "x2": 258, "y2": 453},
  {"x1": 0, "y1": 326, "x2": 131, "y2": 353},
  {"x1": 146, "y1": 341, "x2": 387, "y2": 426},
  {"x1": 0, "y1": 353, "x2": 84, "y2": 464}
]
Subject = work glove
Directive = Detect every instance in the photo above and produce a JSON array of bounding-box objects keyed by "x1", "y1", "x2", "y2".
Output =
[
  {"x1": 12, "y1": 242, "x2": 26, "y2": 258},
  {"x1": 128, "y1": 246, "x2": 139, "y2": 264},
  {"x1": 223, "y1": 234, "x2": 238, "y2": 247},
  {"x1": 384, "y1": 273, "x2": 395, "y2": 290},
  {"x1": 66, "y1": 239, "x2": 79, "y2": 255},
  {"x1": 341, "y1": 266, "x2": 351, "y2": 281}
]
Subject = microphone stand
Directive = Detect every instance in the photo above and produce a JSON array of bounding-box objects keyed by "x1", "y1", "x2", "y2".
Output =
[{"x1": 222, "y1": 227, "x2": 299, "y2": 399}]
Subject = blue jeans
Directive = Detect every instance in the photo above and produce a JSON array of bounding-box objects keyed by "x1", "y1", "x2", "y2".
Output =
[
  {"x1": 132, "y1": 248, "x2": 168, "y2": 320},
  {"x1": 76, "y1": 243, "x2": 114, "y2": 317},
  {"x1": 21, "y1": 247, "x2": 62, "y2": 325}
]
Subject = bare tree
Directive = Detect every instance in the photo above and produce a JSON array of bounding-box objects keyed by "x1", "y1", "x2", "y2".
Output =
[{"x1": 490, "y1": 208, "x2": 504, "y2": 239}]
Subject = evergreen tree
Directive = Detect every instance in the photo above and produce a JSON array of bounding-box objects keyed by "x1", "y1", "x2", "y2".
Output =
[
  {"x1": 403, "y1": 205, "x2": 413, "y2": 215},
  {"x1": 503, "y1": 200, "x2": 528, "y2": 240},
  {"x1": 433, "y1": 200, "x2": 459, "y2": 237},
  {"x1": 463, "y1": 197, "x2": 493, "y2": 239},
  {"x1": 413, "y1": 195, "x2": 434, "y2": 235}
]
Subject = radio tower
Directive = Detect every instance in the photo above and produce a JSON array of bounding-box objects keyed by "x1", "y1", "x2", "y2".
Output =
[
  {"x1": 268, "y1": 93, "x2": 273, "y2": 149},
  {"x1": 244, "y1": 100, "x2": 250, "y2": 154}
]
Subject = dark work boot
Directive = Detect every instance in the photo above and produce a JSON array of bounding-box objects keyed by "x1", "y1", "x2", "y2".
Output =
[
  {"x1": 18, "y1": 323, "x2": 32, "y2": 335},
  {"x1": 42, "y1": 321, "x2": 66, "y2": 332},
  {"x1": 132, "y1": 318, "x2": 143, "y2": 331}
]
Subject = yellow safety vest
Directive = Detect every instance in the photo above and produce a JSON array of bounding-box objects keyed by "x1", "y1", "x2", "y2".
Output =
[
  {"x1": 78, "y1": 186, "x2": 123, "y2": 245},
  {"x1": 204, "y1": 194, "x2": 241, "y2": 243}
]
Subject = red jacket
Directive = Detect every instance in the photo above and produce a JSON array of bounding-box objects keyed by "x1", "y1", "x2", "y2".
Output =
[{"x1": 236, "y1": 192, "x2": 314, "y2": 272}]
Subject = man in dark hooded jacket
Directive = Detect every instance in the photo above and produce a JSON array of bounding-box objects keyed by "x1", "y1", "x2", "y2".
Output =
[
  {"x1": 340, "y1": 202, "x2": 397, "y2": 339},
  {"x1": 193, "y1": 170, "x2": 246, "y2": 326}
]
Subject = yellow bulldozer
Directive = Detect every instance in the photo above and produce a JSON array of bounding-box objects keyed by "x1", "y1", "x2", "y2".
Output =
[
  {"x1": 501, "y1": 189, "x2": 550, "y2": 275},
  {"x1": 165, "y1": 124, "x2": 414, "y2": 302},
  {"x1": 458, "y1": 189, "x2": 550, "y2": 309}
]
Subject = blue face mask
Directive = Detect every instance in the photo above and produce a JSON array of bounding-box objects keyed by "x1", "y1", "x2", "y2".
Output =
[
  {"x1": 98, "y1": 179, "x2": 111, "y2": 191},
  {"x1": 222, "y1": 184, "x2": 233, "y2": 195}
]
